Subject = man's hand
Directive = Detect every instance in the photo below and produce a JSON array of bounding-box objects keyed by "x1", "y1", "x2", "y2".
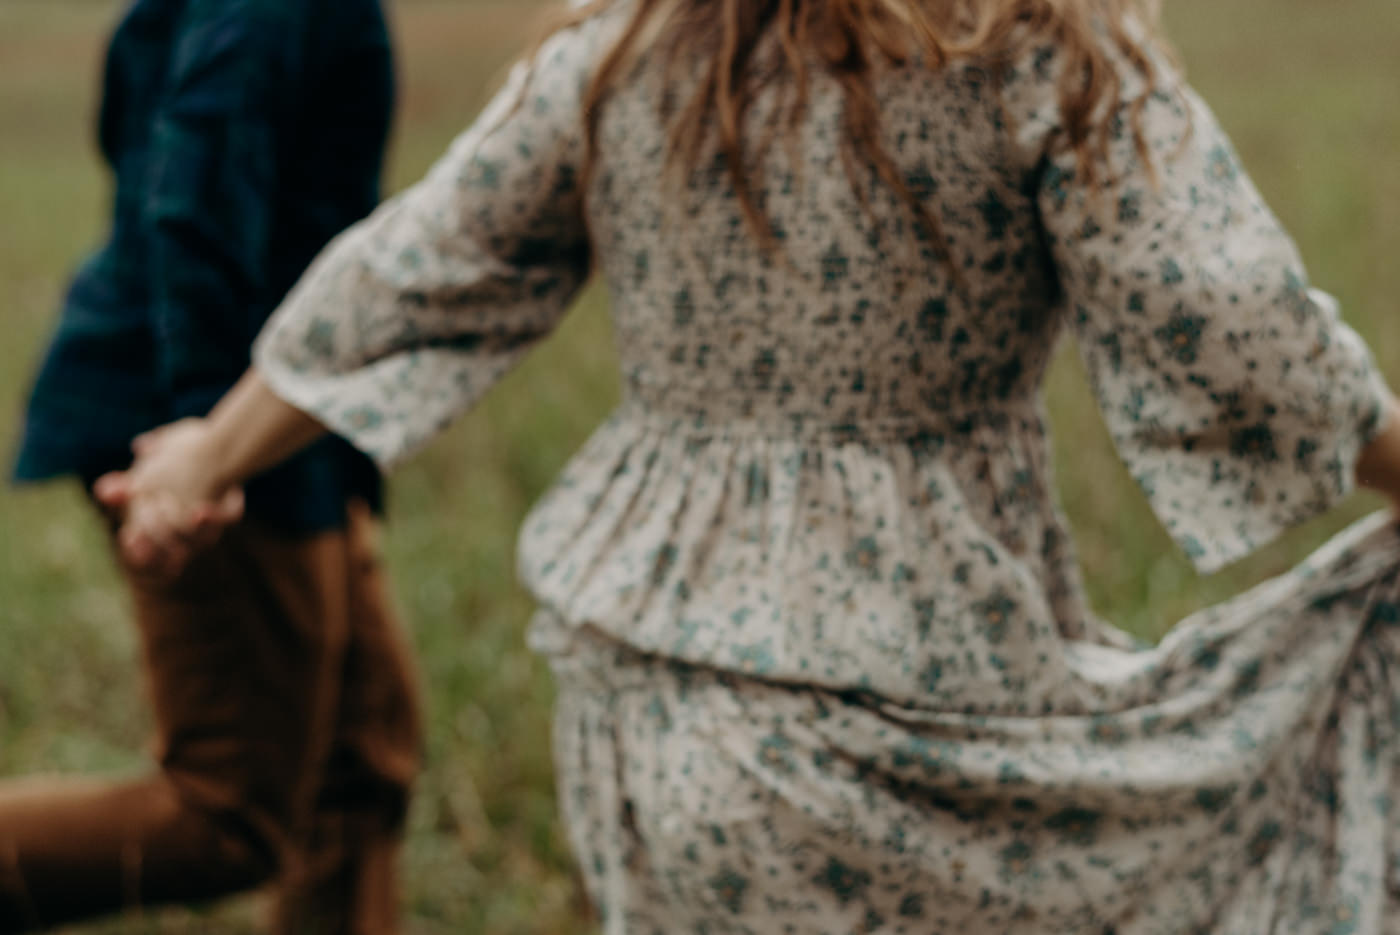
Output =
[{"x1": 94, "y1": 419, "x2": 245, "y2": 580}]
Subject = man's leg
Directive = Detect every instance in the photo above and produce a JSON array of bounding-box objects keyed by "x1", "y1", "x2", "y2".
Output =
[
  {"x1": 0, "y1": 515, "x2": 354, "y2": 932},
  {"x1": 272, "y1": 501, "x2": 423, "y2": 935},
  {"x1": 0, "y1": 774, "x2": 273, "y2": 931}
]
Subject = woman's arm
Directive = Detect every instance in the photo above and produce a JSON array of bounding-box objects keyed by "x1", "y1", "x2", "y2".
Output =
[
  {"x1": 1007, "y1": 32, "x2": 1395, "y2": 570},
  {"x1": 99, "y1": 15, "x2": 611, "y2": 575},
  {"x1": 195, "y1": 368, "x2": 327, "y2": 493}
]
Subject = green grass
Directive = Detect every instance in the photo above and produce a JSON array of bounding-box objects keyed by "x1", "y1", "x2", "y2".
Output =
[{"x1": 0, "y1": 1, "x2": 1397, "y2": 932}]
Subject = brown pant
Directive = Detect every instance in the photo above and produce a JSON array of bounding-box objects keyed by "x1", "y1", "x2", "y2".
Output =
[{"x1": 0, "y1": 502, "x2": 421, "y2": 934}]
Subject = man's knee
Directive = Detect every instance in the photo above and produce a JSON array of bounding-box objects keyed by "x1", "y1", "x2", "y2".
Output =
[{"x1": 138, "y1": 775, "x2": 285, "y2": 896}]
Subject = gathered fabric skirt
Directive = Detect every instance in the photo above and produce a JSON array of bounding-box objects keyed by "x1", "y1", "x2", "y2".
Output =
[{"x1": 533, "y1": 513, "x2": 1400, "y2": 934}]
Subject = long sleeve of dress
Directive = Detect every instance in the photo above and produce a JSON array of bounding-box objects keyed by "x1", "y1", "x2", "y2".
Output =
[
  {"x1": 252, "y1": 25, "x2": 597, "y2": 468},
  {"x1": 1012, "y1": 39, "x2": 1392, "y2": 572}
]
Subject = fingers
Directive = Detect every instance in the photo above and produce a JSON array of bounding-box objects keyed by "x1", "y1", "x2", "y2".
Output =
[
  {"x1": 131, "y1": 429, "x2": 164, "y2": 459},
  {"x1": 92, "y1": 472, "x2": 133, "y2": 526},
  {"x1": 215, "y1": 487, "x2": 245, "y2": 526},
  {"x1": 92, "y1": 472, "x2": 131, "y2": 509},
  {"x1": 119, "y1": 495, "x2": 180, "y2": 578},
  {"x1": 122, "y1": 532, "x2": 193, "y2": 584},
  {"x1": 119, "y1": 485, "x2": 245, "y2": 581},
  {"x1": 130, "y1": 417, "x2": 197, "y2": 458},
  {"x1": 185, "y1": 489, "x2": 244, "y2": 552},
  {"x1": 118, "y1": 491, "x2": 223, "y2": 582},
  {"x1": 119, "y1": 522, "x2": 180, "y2": 581},
  {"x1": 118, "y1": 521, "x2": 155, "y2": 570}
]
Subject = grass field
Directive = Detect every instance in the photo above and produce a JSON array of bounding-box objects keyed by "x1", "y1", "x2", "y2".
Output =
[{"x1": 0, "y1": 1, "x2": 1397, "y2": 932}]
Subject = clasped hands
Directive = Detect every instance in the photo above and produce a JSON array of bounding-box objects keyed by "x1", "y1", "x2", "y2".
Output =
[{"x1": 94, "y1": 419, "x2": 246, "y2": 581}]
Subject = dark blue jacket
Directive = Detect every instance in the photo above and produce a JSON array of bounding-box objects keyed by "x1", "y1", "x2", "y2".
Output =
[{"x1": 13, "y1": 0, "x2": 394, "y2": 531}]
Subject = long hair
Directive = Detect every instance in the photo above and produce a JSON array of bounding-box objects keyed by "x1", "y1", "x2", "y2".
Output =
[{"x1": 530, "y1": 0, "x2": 1168, "y2": 260}]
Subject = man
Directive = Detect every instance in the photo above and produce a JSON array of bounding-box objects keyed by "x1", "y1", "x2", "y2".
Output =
[{"x1": 1, "y1": 1, "x2": 421, "y2": 932}]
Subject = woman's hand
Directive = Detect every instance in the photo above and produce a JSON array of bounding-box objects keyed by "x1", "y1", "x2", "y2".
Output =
[
  {"x1": 94, "y1": 419, "x2": 245, "y2": 580},
  {"x1": 1356, "y1": 396, "x2": 1400, "y2": 513}
]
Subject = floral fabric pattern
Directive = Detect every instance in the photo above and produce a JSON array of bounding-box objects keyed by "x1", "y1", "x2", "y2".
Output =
[
  {"x1": 254, "y1": 7, "x2": 1398, "y2": 932},
  {"x1": 546, "y1": 512, "x2": 1400, "y2": 933}
]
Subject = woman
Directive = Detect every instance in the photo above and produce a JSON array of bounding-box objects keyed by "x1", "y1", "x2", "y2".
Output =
[{"x1": 102, "y1": 0, "x2": 1400, "y2": 929}]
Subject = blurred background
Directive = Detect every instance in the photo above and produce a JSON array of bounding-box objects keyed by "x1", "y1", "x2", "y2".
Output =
[{"x1": 0, "y1": 0, "x2": 1397, "y2": 931}]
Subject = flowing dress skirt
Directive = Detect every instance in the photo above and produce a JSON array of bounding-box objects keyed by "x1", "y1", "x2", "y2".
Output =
[{"x1": 538, "y1": 513, "x2": 1400, "y2": 934}]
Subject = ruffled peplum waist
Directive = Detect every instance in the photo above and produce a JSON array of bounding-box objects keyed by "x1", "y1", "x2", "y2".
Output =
[{"x1": 517, "y1": 397, "x2": 1122, "y2": 712}]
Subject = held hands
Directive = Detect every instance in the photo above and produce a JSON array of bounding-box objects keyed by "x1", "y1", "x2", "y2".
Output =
[{"x1": 94, "y1": 419, "x2": 245, "y2": 581}]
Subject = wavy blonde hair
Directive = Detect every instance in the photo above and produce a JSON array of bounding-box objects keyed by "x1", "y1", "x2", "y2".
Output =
[{"x1": 533, "y1": 0, "x2": 1169, "y2": 257}]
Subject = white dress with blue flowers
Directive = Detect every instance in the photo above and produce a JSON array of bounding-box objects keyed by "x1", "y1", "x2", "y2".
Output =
[{"x1": 253, "y1": 10, "x2": 1400, "y2": 933}]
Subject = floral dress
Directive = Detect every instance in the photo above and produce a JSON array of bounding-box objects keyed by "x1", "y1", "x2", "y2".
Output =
[{"x1": 253, "y1": 8, "x2": 1400, "y2": 933}]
